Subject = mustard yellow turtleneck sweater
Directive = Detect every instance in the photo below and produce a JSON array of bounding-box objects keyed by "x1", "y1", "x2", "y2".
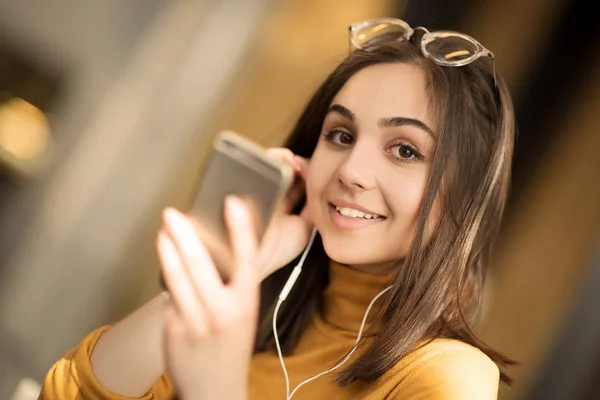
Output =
[{"x1": 41, "y1": 262, "x2": 499, "y2": 399}]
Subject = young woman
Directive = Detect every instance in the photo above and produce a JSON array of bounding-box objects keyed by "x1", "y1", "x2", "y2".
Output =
[{"x1": 41, "y1": 18, "x2": 515, "y2": 399}]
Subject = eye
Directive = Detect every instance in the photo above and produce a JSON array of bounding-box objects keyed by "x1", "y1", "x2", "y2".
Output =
[
  {"x1": 389, "y1": 143, "x2": 424, "y2": 162},
  {"x1": 324, "y1": 129, "x2": 355, "y2": 146}
]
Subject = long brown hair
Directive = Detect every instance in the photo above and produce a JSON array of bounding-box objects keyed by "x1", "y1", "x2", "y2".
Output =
[{"x1": 254, "y1": 39, "x2": 516, "y2": 385}]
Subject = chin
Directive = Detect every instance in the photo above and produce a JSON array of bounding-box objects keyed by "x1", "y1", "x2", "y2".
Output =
[{"x1": 320, "y1": 234, "x2": 382, "y2": 266}]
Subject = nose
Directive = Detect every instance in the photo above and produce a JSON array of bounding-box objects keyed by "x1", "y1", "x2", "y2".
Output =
[{"x1": 335, "y1": 146, "x2": 376, "y2": 191}]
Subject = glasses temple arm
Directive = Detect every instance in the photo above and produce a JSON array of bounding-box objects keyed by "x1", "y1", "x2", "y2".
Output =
[{"x1": 348, "y1": 26, "x2": 352, "y2": 54}]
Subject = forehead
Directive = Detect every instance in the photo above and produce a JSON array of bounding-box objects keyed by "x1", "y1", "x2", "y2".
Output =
[{"x1": 331, "y1": 63, "x2": 433, "y2": 127}]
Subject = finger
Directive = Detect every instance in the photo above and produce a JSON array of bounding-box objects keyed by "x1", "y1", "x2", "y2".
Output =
[
  {"x1": 224, "y1": 196, "x2": 258, "y2": 290},
  {"x1": 157, "y1": 231, "x2": 205, "y2": 326},
  {"x1": 265, "y1": 148, "x2": 310, "y2": 176},
  {"x1": 266, "y1": 149, "x2": 309, "y2": 212},
  {"x1": 294, "y1": 155, "x2": 309, "y2": 179},
  {"x1": 266, "y1": 148, "x2": 306, "y2": 177},
  {"x1": 163, "y1": 208, "x2": 227, "y2": 301},
  {"x1": 260, "y1": 214, "x2": 314, "y2": 279},
  {"x1": 163, "y1": 303, "x2": 202, "y2": 358},
  {"x1": 282, "y1": 177, "x2": 306, "y2": 214},
  {"x1": 164, "y1": 302, "x2": 184, "y2": 343},
  {"x1": 266, "y1": 148, "x2": 298, "y2": 168}
]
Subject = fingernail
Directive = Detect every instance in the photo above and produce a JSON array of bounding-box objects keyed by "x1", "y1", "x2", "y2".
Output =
[
  {"x1": 157, "y1": 231, "x2": 176, "y2": 265},
  {"x1": 293, "y1": 157, "x2": 307, "y2": 178},
  {"x1": 157, "y1": 230, "x2": 167, "y2": 247},
  {"x1": 295, "y1": 156, "x2": 310, "y2": 172},
  {"x1": 225, "y1": 195, "x2": 244, "y2": 218},
  {"x1": 163, "y1": 207, "x2": 182, "y2": 226},
  {"x1": 293, "y1": 156, "x2": 303, "y2": 168}
]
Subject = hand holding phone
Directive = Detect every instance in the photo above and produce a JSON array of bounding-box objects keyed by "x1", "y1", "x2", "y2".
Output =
[
  {"x1": 159, "y1": 132, "x2": 313, "y2": 289},
  {"x1": 189, "y1": 132, "x2": 312, "y2": 282},
  {"x1": 254, "y1": 148, "x2": 313, "y2": 280}
]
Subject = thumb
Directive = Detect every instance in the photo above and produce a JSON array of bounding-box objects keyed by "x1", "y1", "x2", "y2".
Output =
[
  {"x1": 279, "y1": 215, "x2": 314, "y2": 259},
  {"x1": 260, "y1": 215, "x2": 314, "y2": 280}
]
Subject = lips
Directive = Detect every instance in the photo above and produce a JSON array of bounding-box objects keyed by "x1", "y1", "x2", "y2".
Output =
[
  {"x1": 329, "y1": 200, "x2": 386, "y2": 219},
  {"x1": 334, "y1": 205, "x2": 383, "y2": 220},
  {"x1": 327, "y1": 201, "x2": 387, "y2": 231}
]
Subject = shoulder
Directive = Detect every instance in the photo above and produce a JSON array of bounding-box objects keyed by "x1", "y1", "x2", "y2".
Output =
[{"x1": 387, "y1": 339, "x2": 499, "y2": 400}]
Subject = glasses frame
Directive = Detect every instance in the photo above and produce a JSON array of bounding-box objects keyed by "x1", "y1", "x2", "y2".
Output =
[{"x1": 349, "y1": 18, "x2": 497, "y2": 86}]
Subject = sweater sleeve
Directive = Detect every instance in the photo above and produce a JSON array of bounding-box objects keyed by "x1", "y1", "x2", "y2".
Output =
[
  {"x1": 387, "y1": 340, "x2": 500, "y2": 400},
  {"x1": 40, "y1": 326, "x2": 174, "y2": 400}
]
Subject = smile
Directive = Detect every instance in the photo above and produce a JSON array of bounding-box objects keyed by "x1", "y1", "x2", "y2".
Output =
[
  {"x1": 334, "y1": 205, "x2": 384, "y2": 220},
  {"x1": 328, "y1": 203, "x2": 386, "y2": 231}
]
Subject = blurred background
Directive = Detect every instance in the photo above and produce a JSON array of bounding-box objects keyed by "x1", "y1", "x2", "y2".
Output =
[{"x1": 0, "y1": 0, "x2": 598, "y2": 399}]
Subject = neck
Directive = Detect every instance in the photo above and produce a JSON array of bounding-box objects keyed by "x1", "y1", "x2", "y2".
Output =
[
  {"x1": 343, "y1": 260, "x2": 400, "y2": 276},
  {"x1": 321, "y1": 260, "x2": 394, "y2": 333}
]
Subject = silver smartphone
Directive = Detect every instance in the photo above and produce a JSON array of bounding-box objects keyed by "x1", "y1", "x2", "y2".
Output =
[{"x1": 189, "y1": 131, "x2": 293, "y2": 282}]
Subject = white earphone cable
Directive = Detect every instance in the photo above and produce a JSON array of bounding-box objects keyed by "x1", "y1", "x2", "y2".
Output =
[
  {"x1": 286, "y1": 285, "x2": 392, "y2": 399},
  {"x1": 273, "y1": 228, "x2": 318, "y2": 399},
  {"x1": 272, "y1": 299, "x2": 289, "y2": 398},
  {"x1": 272, "y1": 227, "x2": 393, "y2": 400}
]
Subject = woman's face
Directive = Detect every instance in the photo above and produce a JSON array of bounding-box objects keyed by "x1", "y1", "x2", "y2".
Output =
[{"x1": 306, "y1": 62, "x2": 438, "y2": 273}]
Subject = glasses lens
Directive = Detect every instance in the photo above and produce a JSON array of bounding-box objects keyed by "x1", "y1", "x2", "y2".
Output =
[
  {"x1": 352, "y1": 21, "x2": 410, "y2": 48},
  {"x1": 423, "y1": 33, "x2": 479, "y2": 64}
]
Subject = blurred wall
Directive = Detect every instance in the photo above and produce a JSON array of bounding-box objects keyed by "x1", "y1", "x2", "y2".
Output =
[
  {"x1": 0, "y1": 1, "x2": 274, "y2": 395},
  {"x1": 480, "y1": 65, "x2": 600, "y2": 399},
  {"x1": 127, "y1": 0, "x2": 397, "y2": 306},
  {"x1": 461, "y1": 0, "x2": 600, "y2": 399},
  {"x1": 0, "y1": 2, "x2": 164, "y2": 393}
]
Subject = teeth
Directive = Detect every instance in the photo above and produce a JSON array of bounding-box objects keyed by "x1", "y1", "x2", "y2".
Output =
[{"x1": 335, "y1": 206, "x2": 381, "y2": 220}]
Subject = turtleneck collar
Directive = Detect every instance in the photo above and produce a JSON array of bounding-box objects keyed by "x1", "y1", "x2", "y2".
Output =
[{"x1": 320, "y1": 260, "x2": 394, "y2": 334}]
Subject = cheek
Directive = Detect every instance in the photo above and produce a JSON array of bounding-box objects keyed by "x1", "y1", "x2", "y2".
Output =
[
  {"x1": 385, "y1": 172, "x2": 428, "y2": 223},
  {"x1": 305, "y1": 155, "x2": 327, "y2": 218},
  {"x1": 305, "y1": 172, "x2": 320, "y2": 219},
  {"x1": 384, "y1": 170, "x2": 442, "y2": 254},
  {"x1": 305, "y1": 145, "x2": 339, "y2": 221}
]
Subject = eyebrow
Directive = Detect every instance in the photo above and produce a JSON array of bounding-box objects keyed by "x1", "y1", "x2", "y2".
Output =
[{"x1": 327, "y1": 103, "x2": 435, "y2": 138}]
